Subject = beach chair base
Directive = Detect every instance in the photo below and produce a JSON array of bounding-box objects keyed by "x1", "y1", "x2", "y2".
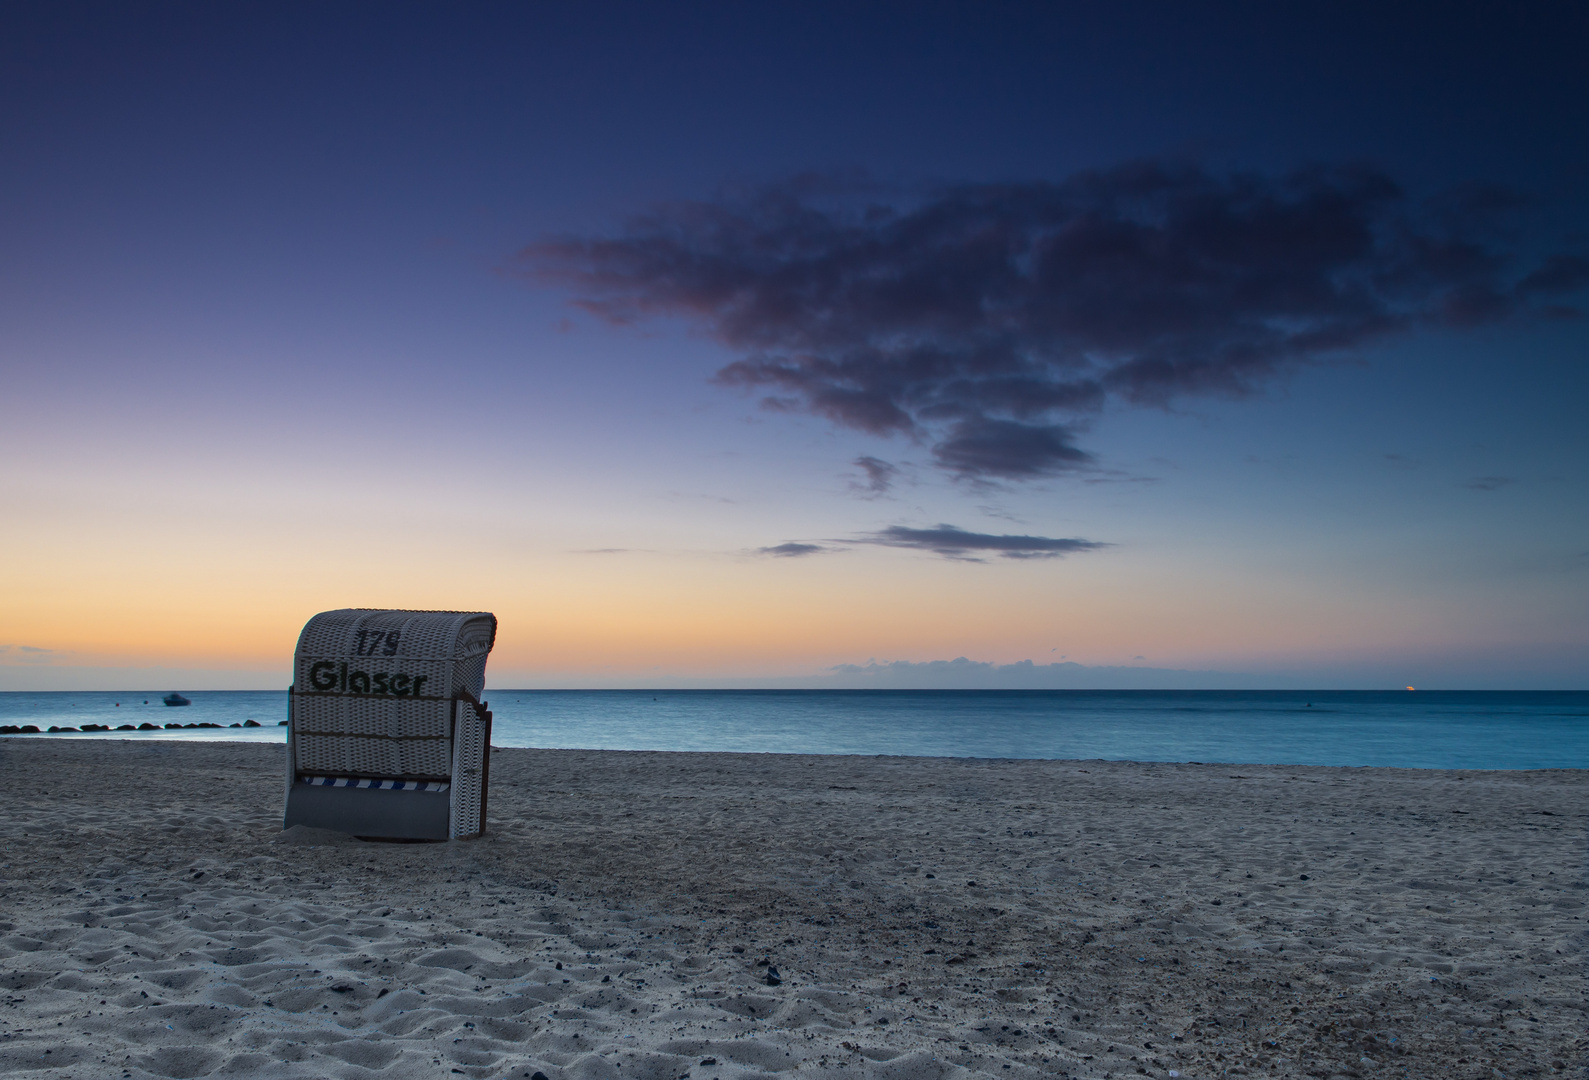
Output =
[{"x1": 283, "y1": 781, "x2": 450, "y2": 841}]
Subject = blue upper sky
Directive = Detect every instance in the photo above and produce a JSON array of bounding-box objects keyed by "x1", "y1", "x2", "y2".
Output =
[{"x1": 2, "y1": 1, "x2": 1585, "y2": 689}]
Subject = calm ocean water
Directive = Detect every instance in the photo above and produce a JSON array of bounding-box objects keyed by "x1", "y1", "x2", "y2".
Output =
[{"x1": 1, "y1": 689, "x2": 1585, "y2": 769}]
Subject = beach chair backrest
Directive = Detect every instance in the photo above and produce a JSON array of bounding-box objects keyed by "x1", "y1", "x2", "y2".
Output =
[{"x1": 285, "y1": 608, "x2": 497, "y2": 839}]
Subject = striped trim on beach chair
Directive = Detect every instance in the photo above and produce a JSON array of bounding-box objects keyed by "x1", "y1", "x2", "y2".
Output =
[{"x1": 300, "y1": 776, "x2": 449, "y2": 792}]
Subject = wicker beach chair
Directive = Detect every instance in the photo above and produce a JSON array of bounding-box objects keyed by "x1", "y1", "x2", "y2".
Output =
[{"x1": 282, "y1": 608, "x2": 497, "y2": 840}]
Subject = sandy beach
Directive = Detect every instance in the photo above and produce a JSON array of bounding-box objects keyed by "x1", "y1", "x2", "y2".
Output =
[{"x1": 0, "y1": 739, "x2": 1582, "y2": 1079}]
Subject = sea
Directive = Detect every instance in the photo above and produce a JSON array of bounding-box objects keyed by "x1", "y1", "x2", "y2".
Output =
[{"x1": 1, "y1": 689, "x2": 1585, "y2": 770}]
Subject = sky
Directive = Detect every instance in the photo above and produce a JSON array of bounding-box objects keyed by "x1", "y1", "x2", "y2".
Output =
[{"x1": 1, "y1": 1, "x2": 1586, "y2": 690}]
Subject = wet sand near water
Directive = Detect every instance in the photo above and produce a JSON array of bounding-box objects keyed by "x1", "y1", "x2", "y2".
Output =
[{"x1": 0, "y1": 739, "x2": 1583, "y2": 1079}]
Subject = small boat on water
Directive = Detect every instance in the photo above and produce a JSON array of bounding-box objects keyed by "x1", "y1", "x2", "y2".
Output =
[{"x1": 162, "y1": 693, "x2": 191, "y2": 707}]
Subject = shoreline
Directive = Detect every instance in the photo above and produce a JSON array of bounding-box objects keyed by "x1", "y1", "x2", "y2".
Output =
[
  {"x1": 3, "y1": 728, "x2": 1589, "y2": 774},
  {"x1": 1, "y1": 740, "x2": 1582, "y2": 1078}
]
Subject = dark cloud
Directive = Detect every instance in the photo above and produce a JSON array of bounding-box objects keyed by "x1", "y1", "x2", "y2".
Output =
[
  {"x1": 856, "y1": 524, "x2": 1107, "y2": 561},
  {"x1": 850, "y1": 455, "x2": 898, "y2": 495},
  {"x1": 757, "y1": 542, "x2": 830, "y2": 557},
  {"x1": 520, "y1": 161, "x2": 1585, "y2": 480},
  {"x1": 931, "y1": 418, "x2": 1091, "y2": 478},
  {"x1": 1516, "y1": 254, "x2": 1589, "y2": 296}
]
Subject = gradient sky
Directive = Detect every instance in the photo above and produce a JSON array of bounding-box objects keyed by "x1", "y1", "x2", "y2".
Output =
[{"x1": 2, "y1": 1, "x2": 1586, "y2": 690}]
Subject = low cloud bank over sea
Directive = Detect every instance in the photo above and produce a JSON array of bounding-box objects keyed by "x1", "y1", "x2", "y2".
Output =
[{"x1": 821, "y1": 658, "x2": 1242, "y2": 690}]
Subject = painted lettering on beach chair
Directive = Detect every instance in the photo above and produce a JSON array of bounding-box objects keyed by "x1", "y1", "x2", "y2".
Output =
[
  {"x1": 307, "y1": 660, "x2": 430, "y2": 698},
  {"x1": 353, "y1": 628, "x2": 402, "y2": 657}
]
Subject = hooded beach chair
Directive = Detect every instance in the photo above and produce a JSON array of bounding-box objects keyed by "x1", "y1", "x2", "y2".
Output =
[{"x1": 282, "y1": 608, "x2": 497, "y2": 840}]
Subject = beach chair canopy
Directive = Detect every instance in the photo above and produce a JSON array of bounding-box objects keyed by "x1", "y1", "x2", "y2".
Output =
[{"x1": 283, "y1": 608, "x2": 497, "y2": 840}]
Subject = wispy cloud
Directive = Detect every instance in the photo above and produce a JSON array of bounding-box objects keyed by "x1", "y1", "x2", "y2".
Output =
[
  {"x1": 0, "y1": 644, "x2": 57, "y2": 665},
  {"x1": 855, "y1": 524, "x2": 1107, "y2": 561},
  {"x1": 849, "y1": 455, "x2": 898, "y2": 496},
  {"x1": 520, "y1": 161, "x2": 1585, "y2": 480},
  {"x1": 756, "y1": 542, "x2": 832, "y2": 557},
  {"x1": 1462, "y1": 475, "x2": 1516, "y2": 491}
]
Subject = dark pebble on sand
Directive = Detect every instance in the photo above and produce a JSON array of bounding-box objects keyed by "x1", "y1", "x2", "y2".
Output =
[
  {"x1": 700, "y1": 1058, "x2": 717, "y2": 1066},
  {"x1": 765, "y1": 966, "x2": 782, "y2": 986}
]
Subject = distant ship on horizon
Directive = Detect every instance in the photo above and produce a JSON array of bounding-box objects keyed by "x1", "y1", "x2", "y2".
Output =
[{"x1": 162, "y1": 693, "x2": 191, "y2": 707}]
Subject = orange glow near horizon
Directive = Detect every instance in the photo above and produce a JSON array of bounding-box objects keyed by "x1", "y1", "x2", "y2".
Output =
[
  {"x1": 0, "y1": 533, "x2": 1561, "y2": 686},
  {"x1": 4, "y1": 458, "x2": 1583, "y2": 688}
]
